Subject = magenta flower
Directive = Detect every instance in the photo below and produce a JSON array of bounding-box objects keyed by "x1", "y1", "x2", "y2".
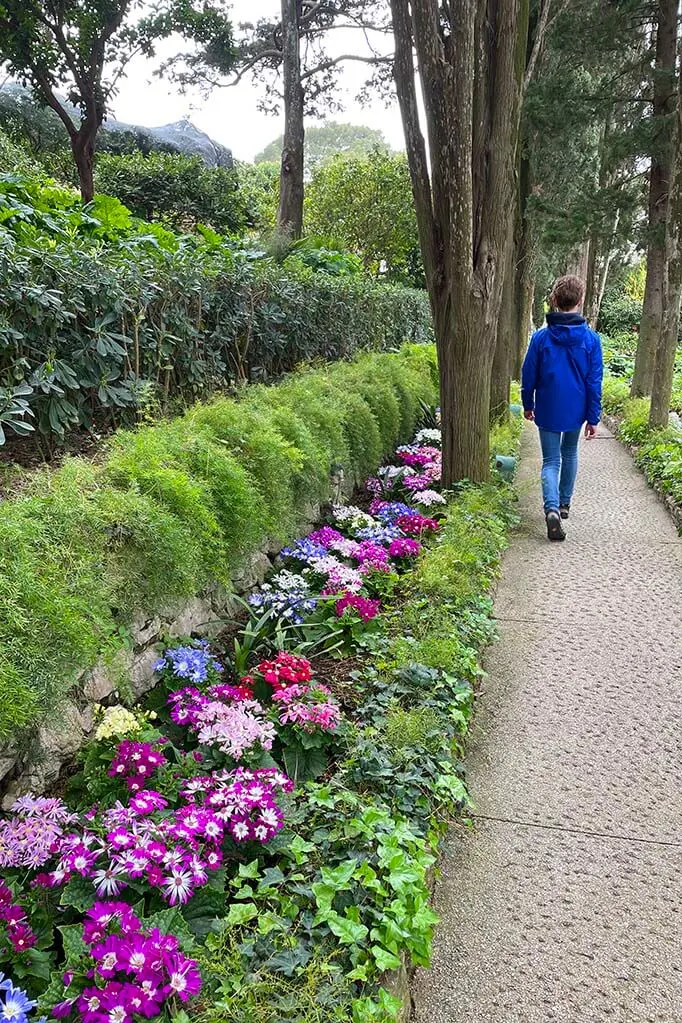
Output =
[
  {"x1": 335, "y1": 593, "x2": 381, "y2": 622},
  {"x1": 388, "y1": 537, "x2": 422, "y2": 558}
]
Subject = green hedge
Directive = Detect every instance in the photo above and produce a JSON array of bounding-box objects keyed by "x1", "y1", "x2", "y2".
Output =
[
  {"x1": 0, "y1": 171, "x2": 432, "y2": 448},
  {"x1": 0, "y1": 345, "x2": 438, "y2": 740}
]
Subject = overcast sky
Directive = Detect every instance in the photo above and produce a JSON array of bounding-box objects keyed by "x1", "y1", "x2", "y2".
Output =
[{"x1": 111, "y1": 0, "x2": 406, "y2": 162}]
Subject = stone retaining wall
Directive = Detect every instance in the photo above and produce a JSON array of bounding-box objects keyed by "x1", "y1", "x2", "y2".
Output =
[{"x1": 0, "y1": 492, "x2": 338, "y2": 809}]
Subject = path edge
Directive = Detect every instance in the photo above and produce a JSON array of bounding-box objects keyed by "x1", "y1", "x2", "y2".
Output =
[{"x1": 603, "y1": 413, "x2": 682, "y2": 532}]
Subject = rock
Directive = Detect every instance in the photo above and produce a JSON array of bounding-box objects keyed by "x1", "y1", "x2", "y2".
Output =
[
  {"x1": 231, "y1": 550, "x2": 272, "y2": 592},
  {"x1": 130, "y1": 646, "x2": 164, "y2": 701},
  {"x1": 131, "y1": 612, "x2": 162, "y2": 648},
  {"x1": 167, "y1": 596, "x2": 215, "y2": 638}
]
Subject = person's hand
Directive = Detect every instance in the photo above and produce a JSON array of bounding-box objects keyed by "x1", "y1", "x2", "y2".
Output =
[
  {"x1": 585, "y1": 423, "x2": 597, "y2": 439},
  {"x1": 524, "y1": 410, "x2": 535, "y2": 422}
]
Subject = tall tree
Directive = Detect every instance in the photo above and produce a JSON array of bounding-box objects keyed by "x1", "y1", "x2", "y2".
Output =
[
  {"x1": 390, "y1": 0, "x2": 530, "y2": 483},
  {"x1": 631, "y1": 0, "x2": 679, "y2": 396},
  {"x1": 650, "y1": 26, "x2": 682, "y2": 428},
  {"x1": 165, "y1": 1, "x2": 391, "y2": 239},
  {"x1": 278, "y1": 0, "x2": 306, "y2": 236},
  {"x1": 0, "y1": 0, "x2": 232, "y2": 202}
]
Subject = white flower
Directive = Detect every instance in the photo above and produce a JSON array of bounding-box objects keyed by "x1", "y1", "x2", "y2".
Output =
[
  {"x1": 412, "y1": 489, "x2": 446, "y2": 507},
  {"x1": 415, "y1": 428, "x2": 442, "y2": 445}
]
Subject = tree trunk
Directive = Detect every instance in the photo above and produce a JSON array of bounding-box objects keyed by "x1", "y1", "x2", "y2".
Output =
[
  {"x1": 650, "y1": 29, "x2": 682, "y2": 430},
  {"x1": 491, "y1": 237, "x2": 515, "y2": 421},
  {"x1": 584, "y1": 234, "x2": 600, "y2": 326},
  {"x1": 512, "y1": 153, "x2": 534, "y2": 375},
  {"x1": 438, "y1": 307, "x2": 495, "y2": 485},
  {"x1": 632, "y1": 0, "x2": 678, "y2": 396},
  {"x1": 564, "y1": 241, "x2": 589, "y2": 281},
  {"x1": 532, "y1": 285, "x2": 545, "y2": 329},
  {"x1": 650, "y1": 273, "x2": 682, "y2": 428},
  {"x1": 72, "y1": 128, "x2": 96, "y2": 203},
  {"x1": 277, "y1": 0, "x2": 305, "y2": 239}
]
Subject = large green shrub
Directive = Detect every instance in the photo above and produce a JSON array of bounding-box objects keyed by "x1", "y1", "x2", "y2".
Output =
[
  {"x1": 0, "y1": 345, "x2": 438, "y2": 739},
  {"x1": 0, "y1": 173, "x2": 432, "y2": 451},
  {"x1": 94, "y1": 151, "x2": 249, "y2": 233}
]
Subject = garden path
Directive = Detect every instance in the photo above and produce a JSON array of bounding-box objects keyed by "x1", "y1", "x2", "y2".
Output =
[{"x1": 412, "y1": 422, "x2": 682, "y2": 1023}]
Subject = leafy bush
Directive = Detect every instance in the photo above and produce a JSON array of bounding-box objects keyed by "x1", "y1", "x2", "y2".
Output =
[
  {"x1": 305, "y1": 151, "x2": 423, "y2": 285},
  {"x1": 0, "y1": 173, "x2": 433, "y2": 450},
  {"x1": 94, "y1": 151, "x2": 249, "y2": 233},
  {"x1": 0, "y1": 346, "x2": 438, "y2": 739},
  {"x1": 597, "y1": 290, "x2": 642, "y2": 336}
]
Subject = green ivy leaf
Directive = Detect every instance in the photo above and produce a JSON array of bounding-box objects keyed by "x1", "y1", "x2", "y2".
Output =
[
  {"x1": 325, "y1": 911, "x2": 369, "y2": 946},
  {"x1": 371, "y1": 945, "x2": 402, "y2": 972},
  {"x1": 224, "y1": 902, "x2": 259, "y2": 929}
]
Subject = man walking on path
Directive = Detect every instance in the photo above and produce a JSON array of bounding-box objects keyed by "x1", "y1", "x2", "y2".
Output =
[{"x1": 521, "y1": 275, "x2": 603, "y2": 542}]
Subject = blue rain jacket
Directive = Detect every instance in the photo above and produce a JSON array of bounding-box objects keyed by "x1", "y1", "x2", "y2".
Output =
[{"x1": 521, "y1": 312, "x2": 604, "y2": 432}]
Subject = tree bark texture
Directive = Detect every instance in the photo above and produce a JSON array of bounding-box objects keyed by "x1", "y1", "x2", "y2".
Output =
[
  {"x1": 491, "y1": 235, "x2": 516, "y2": 423},
  {"x1": 277, "y1": 0, "x2": 305, "y2": 238},
  {"x1": 650, "y1": 28, "x2": 682, "y2": 430},
  {"x1": 632, "y1": 0, "x2": 678, "y2": 396},
  {"x1": 390, "y1": 0, "x2": 529, "y2": 484}
]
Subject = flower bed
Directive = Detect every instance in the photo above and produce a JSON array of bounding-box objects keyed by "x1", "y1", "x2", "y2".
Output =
[
  {"x1": 0, "y1": 409, "x2": 521, "y2": 1022},
  {"x1": 0, "y1": 344, "x2": 437, "y2": 750}
]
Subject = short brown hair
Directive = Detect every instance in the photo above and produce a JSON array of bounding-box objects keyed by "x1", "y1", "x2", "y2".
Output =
[{"x1": 550, "y1": 275, "x2": 585, "y2": 311}]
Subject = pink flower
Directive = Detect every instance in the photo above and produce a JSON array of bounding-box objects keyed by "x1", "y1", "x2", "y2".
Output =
[
  {"x1": 335, "y1": 593, "x2": 381, "y2": 622},
  {"x1": 163, "y1": 953, "x2": 202, "y2": 1001},
  {"x1": 388, "y1": 537, "x2": 422, "y2": 558}
]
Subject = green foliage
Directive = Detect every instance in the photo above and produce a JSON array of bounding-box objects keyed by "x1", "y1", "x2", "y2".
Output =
[
  {"x1": 256, "y1": 122, "x2": 390, "y2": 177},
  {"x1": 0, "y1": 172, "x2": 432, "y2": 449},
  {"x1": 236, "y1": 161, "x2": 280, "y2": 231},
  {"x1": 0, "y1": 345, "x2": 437, "y2": 737},
  {"x1": 305, "y1": 152, "x2": 423, "y2": 285},
  {"x1": 598, "y1": 291, "x2": 642, "y2": 337},
  {"x1": 94, "y1": 152, "x2": 248, "y2": 233}
]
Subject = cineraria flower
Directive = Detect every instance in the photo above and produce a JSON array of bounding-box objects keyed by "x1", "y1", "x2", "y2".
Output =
[
  {"x1": 273, "y1": 684, "x2": 341, "y2": 733},
  {"x1": 396, "y1": 445, "x2": 441, "y2": 468},
  {"x1": 55, "y1": 906, "x2": 202, "y2": 1023},
  {"x1": 307, "y1": 526, "x2": 344, "y2": 548},
  {"x1": 330, "y1": 504, "x2": 376, "y2": 530},
  {"x1": 171, "y1": 689, "x2": 276, "y2": 761},
  {"x1": 108, "y1": 741, "x2": 167, "y2": 794},
  {"x1": 415, "y1": 428, "x2": 442, "y2": 446},
  {"x1": 335, "y1": 593, "x2": 381, "y2": 623},
  {"x1": 412, "y1": 490, "x2": 447, "y2": 507},
  {"x1": 154, "y1": 643, "x2": 223, "y2": 685},
  {"x1": 388, "y1": 537, "x2": 422, "y2": 559},
  {"x1": 354, "y1": 524, "x2": 402, "y2": 544},
  {"x1": 254, "y1": 652, "x2": 313, "y2": 690},
  {"x1": 396, "y1": 513, "x2": 440, "y2": 537},
  {"x1": 0, "y1": 797, "x2": 76, "y2": 869},
  {"x1": 403, "y1": 471, "x2": 438, "y2": 491},
  {"x1": 0, "y1": 974, "x2": 40, "y2": 1023},
  {"x1": 308, "y1": 556, "x2": 364, "y2": 595},
  {"x1": 248, "y1": 571, "x2": 317, "y2": 625},
  {"x1": 129, "y1": 791, "x2": 168, "y2": 816},
  {"x1": 280, "y1": 538, "x2": 329, "y2": 563},
  {"x1": 370, "y1": 501, "x2": 414, "y2": 523},
  {"x1": 93, "y1": 706, "x2": 142, "y2": 742}
]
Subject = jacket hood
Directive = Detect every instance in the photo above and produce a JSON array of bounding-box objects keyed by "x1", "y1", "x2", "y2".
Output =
[{"x1": 545, "y1": 311, "x2": 590, "y2": 347}]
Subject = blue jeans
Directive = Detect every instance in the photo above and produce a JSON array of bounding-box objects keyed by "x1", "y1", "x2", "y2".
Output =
[{"x1": 538, "y1": 428, "x2": 581, "y2": 513}]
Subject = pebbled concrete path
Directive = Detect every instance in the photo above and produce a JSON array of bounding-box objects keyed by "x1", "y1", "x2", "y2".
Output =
[{"x1": 413, "y1": 423, "x2": 682, "y2": 1023}]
